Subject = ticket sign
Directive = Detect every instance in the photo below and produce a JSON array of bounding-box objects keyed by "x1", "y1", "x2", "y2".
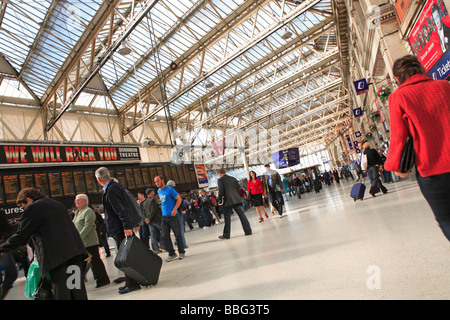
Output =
[
  {"x1": 0, "y1": 145, "x2": 140, "y2": 165},
  {"x1": 353, "y1": 78, "x2": 369, "y2": 95}
]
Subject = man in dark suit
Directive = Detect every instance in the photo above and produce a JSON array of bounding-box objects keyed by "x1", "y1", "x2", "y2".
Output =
[
  {"x1": 217, "y1": 168, "x2": 252, "y2": 239},
  {"x1": 95, "y1": 167, "x2": 141, "y2": 295},
  {"x1": 0, "y1": 188, "x2": 87, "y2": 300}
]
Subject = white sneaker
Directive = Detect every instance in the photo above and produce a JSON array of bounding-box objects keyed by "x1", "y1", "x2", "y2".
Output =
[
  {"x1": 166, "y1": 254, "x2": 178, "y2": 262},
  {"x1": 179, "y1": 253, "x2": 185, "y2": 260}
]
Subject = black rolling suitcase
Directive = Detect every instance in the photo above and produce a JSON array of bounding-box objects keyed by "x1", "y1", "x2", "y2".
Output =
[{"x1": 114, "y1": 236, "x2": 162, "y2": 286}]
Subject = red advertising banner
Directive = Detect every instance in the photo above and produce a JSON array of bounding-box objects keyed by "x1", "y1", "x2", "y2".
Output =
[
  {"x1": 409, "y1": 0, "x2": 450, "y2": 79},
  {"x1": 0, "y1": 145, "x2": 140, "y2": 165}
]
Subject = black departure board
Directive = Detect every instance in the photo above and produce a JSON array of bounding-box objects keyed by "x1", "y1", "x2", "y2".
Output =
[
  {"x1": 0, "y1": 176, "x2": 5, "y2": 204},
  {"x1": 61, "y1": 172, "x2": 75, "y2": 196},
  {"x1": 176, "y1": 166, "x2": 186, "y2": 184},
  {"x1": 34, "y1": 173, "x2": 50, "y2": 196},
  {"x1": 114, "y1": 168, "x2": 127, "y2": 188},
  {"x1": 48, "y1": 172, "x2": 63, "y2": 197},
  {"x1": 141, "y1": 167, "x2": 152, "y2": 186},
  {"x1": 149, "y1": 167, "x2": 158, "y2": 186},
  {"x1": 84, "y1": 170, "x2": 99, "y2": 194},
  {"x1": 73, "y1": 171, "x2": 87, "y2": 194},
  {"x1": 20, "y1": 174, "x2": 35, "y2": 189},
  {"x1": 125, "y1": 168, "x2": 135, "y2": 189},
  {"x1": 4, "y1": 175, "x2": 20, "y2": 204},
  {"x1": 133, "y1": 168, "x2": 144, "y2": 189}
]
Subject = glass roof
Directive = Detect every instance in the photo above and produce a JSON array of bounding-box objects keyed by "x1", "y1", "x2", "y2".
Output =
[{"x1": 0, "y1": 0, "x2": 348, "y2": 158}]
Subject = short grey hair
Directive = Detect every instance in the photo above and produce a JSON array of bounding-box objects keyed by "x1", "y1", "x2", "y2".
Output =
[
  {"x1": 95, "y1": 167, "x2": 111, "y2": 181},
  {"x1": 75, "y1": 193, "x2": 89, "y2": 205}
]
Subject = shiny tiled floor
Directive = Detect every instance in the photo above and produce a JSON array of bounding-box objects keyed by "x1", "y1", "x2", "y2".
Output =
[{"x1": 5, "y1": 178, "x2": 450, "y2": 300}]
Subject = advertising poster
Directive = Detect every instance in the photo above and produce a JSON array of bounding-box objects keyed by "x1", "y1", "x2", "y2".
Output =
[
  {"x1": 409, "y1": 0, "x2": 450, "y2": 80},
  {"x1": 194, "y1": 164, "x2": 209, "y2": 188}
]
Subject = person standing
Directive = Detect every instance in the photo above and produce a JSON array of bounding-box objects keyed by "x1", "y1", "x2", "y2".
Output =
[
  {"x1": 217, "y1": 168, "x2": 252, "y2": 239},
  {"x1": 247, "y1": 171, "x2": 269, "y2": 223},
  {"x1": 73, "y1": 194, "x2": 110, "y2": 288},
  {"x1": 0, "y1": 188, "x2": 87, "y2": 300},
  {"x1": 154, "y1": 176, "x2": 185, "y2": 262},
  {"x1": 291, "y1": 174, "x2": 302, "y2": 199},
  {"x1": 95, "y1": 167, "x2": 141, "y2": 295},
  {"x1": 141, "y1": 188, "x2": 162, "y2": 253},
  {"x1": 384, "y1": 54, "x2": 450, "y2": 241},
  {"x1": 261, "y1": 164, "x2": 286, "y2": 218},
  {"x1": 361, "y1": 142, "x2": 388, "y2": 197}
]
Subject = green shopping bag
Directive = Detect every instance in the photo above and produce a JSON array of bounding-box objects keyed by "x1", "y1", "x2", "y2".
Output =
[{"x1": 24, "y1": 261, "x2": 50, "y2": 299}]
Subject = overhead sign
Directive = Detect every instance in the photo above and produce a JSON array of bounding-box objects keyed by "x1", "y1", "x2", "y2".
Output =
[
  {"x1": 271, "y1": 150, "x2": 288, "y2": 169},
  {"x1": 353, "y1": 107, "x2": 363, "y2": 118},
  {"x1": 287, "y1": 148, "x2": 300, "y2": 167},
  {"x1": 0, "y1": 145, "x2": 141, "y2": 165},
  {"x1": 353, "y1": 78, "x2": 369, "y2": 95},
  {"x1": 409, "y1": 0, "x2": 450, "y2": 80}
]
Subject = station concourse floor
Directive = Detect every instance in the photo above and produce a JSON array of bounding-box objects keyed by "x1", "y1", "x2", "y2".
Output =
[{"x1": 5, "y1": 178, "x2": 450, "y2": 300}]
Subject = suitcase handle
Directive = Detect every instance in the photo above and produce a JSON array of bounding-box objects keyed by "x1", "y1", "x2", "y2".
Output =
[{"x1": 118, "y1": 236, "x2": 131, "y2": 268}]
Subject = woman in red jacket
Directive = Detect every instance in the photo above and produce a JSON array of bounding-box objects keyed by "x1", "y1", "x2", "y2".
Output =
[
  {"x1": 384, "y1": 55, "x2": 450, "y2": 241},
  {"x1": 247, "y1": 171, "x2": 268, "y2": 223}
]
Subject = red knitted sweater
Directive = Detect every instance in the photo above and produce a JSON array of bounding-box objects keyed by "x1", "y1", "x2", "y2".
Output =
[{"x1": 384, "y1": 74, "x2": 450, "y2": 177}]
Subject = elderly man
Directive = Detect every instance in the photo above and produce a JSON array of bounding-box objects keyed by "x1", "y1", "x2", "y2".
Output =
[
  {"x1": 95, "y1": 167, "x2": 141, "y2": 295},
  {"x1": 73, "y1": 194, "x2": 110, "y2": 288}
]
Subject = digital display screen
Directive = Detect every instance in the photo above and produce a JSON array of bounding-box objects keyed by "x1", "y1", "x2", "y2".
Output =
[{"x1": 48, "y1": 172, "x2": 63, "y2": 197}]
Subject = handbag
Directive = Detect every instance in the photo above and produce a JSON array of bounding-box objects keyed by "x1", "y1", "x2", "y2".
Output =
[{"x1": 399, "y1": 137, "x2": 415, "y2": 173}]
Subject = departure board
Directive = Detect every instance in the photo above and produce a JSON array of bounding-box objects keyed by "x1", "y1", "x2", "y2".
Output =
[
  {"x1": 34, "y1": 173, "x2": 50, "y2": 196},
  {"x1": 61, "y1": 172, "x2": 75, "y2": 196},
  {"x1": 20, "y1": 174, "x2": 35, "y2": 189},
  {"x1": 48, "y1": 172, "x2": 63, "y2": 197},
  {"x1": 141, "y1": 167, "x2": 152, "y2": 186},
  {"x1": 125, "y1": 168, "x2": 135, "y2": 189},
  {"x1": 156, "y1": 167, "x2": 165, "y2": 181},
  {"x1": 114, "y1": 168, "x2": 127, "y2": 188},
  {"x1": 73, "y1": 171, "x2": 87, "y2": 194},
  {"x1": 189, "y1": 167, "x2": 197, "y2": 184},
  {"x1": 176, "y1": 166, "x2": 186, "y2": 184},
  {"x1": 0, "y1": 176, "x2": 5, "y2": 204},
  {"x1": 133, "y1": 168, "x2": 144, "y2": 189},
  {"x1": 169, "y1": 166, "x2": 179, "y2": 184},
  {"x1": 163, "y1": 166, "x2": 171, "y2": 182},
  {"x1": 149, "y1": 167, "x2": 158, "y2": 186},
  {"x1": 4, "y1": 175, "x2": 20, "y2": 204},
  {"x1": 84, "y1": 170, "x2": 99, "y2": 194},
  {"x1": 183, "y1": 166, "x2": 191, "y2": 184}
]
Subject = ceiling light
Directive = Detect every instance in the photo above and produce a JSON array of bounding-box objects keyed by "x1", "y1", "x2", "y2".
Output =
[
  {"x1": 281, "y1": 28, "x2": 292, "y2": 40},
  {"x1": 118, "y1": 42, "x2": 132, "y2": 56},
  {"x1": 141, "y1": 138, "x2": 155, "y2": 147}
]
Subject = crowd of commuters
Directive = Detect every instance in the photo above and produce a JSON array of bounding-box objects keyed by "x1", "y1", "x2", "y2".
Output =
[{"x1": 0, "y1": 55, "x2": 449, "y2": 300}]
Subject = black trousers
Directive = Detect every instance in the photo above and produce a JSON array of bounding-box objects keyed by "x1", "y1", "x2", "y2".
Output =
[
  {"x1": 48, "y1": 255, "x2": 88, "y2": 300},
  {"x1": 417, "y1": 171, "x2": 450, "y2": 241},
  {"x1": 83, "y1": 245, "x2": 110, "y2": 285}
]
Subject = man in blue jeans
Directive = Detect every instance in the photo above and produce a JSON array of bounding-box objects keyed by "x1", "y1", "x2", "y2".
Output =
[{"x1": 154, "y1": 175, "x2": 185, "y2": 262}]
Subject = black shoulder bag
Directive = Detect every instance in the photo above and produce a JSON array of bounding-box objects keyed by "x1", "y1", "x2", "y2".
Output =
[{"x1": 400, "y1": 137, "x2": 415, "y2": 173}]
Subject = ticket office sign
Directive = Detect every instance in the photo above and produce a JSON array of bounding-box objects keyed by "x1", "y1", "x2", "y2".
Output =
[{"x1": 0, "y1": 145, "x2": 140, "y2": 165}]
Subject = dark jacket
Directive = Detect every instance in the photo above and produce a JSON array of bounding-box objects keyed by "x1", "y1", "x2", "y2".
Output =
[
  {"x1": 0, "y1": 196, "x2": 86, "y2": 276},
  {"x1": 102, "y1": 179, "x2": 139, "y2": 237},
  {"x1": 141, "y1": 197, "x2": 162, "y2": 226},
  {"x1": 364, "y1": 148, "x2": 383, "y2": 167},
  {"x1": 218, "y1": 174, "x2": 242, "y2": 207}
]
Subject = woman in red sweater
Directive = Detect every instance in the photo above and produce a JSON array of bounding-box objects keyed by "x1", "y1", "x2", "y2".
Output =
[
  {"x1": 247, "y1": 171, "x2": 268, "y2": 223},
  {"x1": 384, "y1": 55, "x2": 450, "y2": 241}
]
